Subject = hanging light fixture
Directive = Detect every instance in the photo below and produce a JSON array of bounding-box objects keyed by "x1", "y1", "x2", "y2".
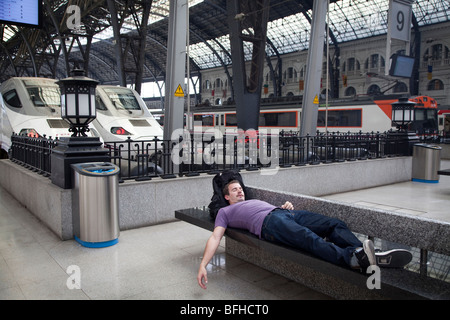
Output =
[{"x1": 57, "y1": 69, "x2": 99, "y2": 137}]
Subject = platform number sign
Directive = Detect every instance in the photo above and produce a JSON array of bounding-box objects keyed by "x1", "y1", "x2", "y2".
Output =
[{"x1": 388, "y1": 0, "x2": 413, "y2": 42}]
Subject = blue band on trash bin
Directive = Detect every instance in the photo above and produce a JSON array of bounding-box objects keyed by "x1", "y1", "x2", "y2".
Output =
[
  {"x1": 90, "y1": 169, "x2": 115, "y2": 173},
  {"x1": 75, "y1": 236, "x2": 118, "y2": 248},
  {"x1": 412, "y1": 178, "x2": 439, "y2": 184}
]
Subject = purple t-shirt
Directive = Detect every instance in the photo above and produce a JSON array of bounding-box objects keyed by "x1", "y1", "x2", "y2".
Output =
[{"x1": 214, "y1": 199, "x2": 277, "y2": 238}]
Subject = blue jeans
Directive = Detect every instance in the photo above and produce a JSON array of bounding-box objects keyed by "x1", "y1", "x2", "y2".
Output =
[{"x1": 261, "y1": 209, "x2": 362, "y2": 267}]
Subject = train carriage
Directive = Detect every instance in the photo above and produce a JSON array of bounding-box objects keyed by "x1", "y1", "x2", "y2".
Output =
[
  {"x1": 0, "y1": 77, "x2": 164, "y2": 160},
  {"x1": 176, "y1": 95, "x2": 439, "y2": 137},
  {"x1": 438, "y1": 110, "x2": 450, "y2": 141}
]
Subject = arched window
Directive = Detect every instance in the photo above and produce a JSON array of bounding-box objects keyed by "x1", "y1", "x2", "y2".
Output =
[
  {"x1": 367, "y1": 84, "x2": 381, "y2": 95},
  {"x1": 347, "y1": 57, "x2": 360, "y2": 72},
  {"x1": 427, "y1": 79, "x2": 444, "y2": 91},
  {"x1": 423, "y1": 44, "x2": 449, "y2": 64},
  {"x1": 365, "y1": 54, "x2": 385, "y2": 71},
  {"x1": 344, "y1": 86, "x2": 356, "y2": 97},
  {"x1": 215, "y1": 78, "x2": 223, "y2": 89},
  {"x1": 393, "y1": 82, "x2": 408, "y2": 93}
]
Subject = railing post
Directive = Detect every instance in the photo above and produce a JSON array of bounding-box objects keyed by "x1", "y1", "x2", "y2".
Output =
[{"x1": 420, "y1": 249, "x2": 428, "y2": 277}]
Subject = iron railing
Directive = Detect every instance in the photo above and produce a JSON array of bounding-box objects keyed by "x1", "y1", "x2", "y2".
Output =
[
  {"x1": 9, "y1": 133, "x2": 56, "y2": 177},
  {"x1": 8, "y1": 130, "x2": 422, "y2": 182}
]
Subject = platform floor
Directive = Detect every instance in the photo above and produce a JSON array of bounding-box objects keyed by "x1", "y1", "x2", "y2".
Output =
[
  {"x1": 0, "y1": 185, "x2": 330, "y2": 300},
  {"x1": 0, "y1": 160, "x2": 449, "y2": 300},
  {"x1": 323, "y1": 159, "x2": 450, "y2": 224}
]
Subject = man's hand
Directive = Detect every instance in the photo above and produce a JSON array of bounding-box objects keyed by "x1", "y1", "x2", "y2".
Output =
[
  {"x1": 281, "y1": 201, "x2": 294, "y2": 210},
  {"x1": 197, "y1": 265, "x2": 208, "y2": 289},
  {"x1": 197, "y1": 227, "x2": 225, "y2": 290}
]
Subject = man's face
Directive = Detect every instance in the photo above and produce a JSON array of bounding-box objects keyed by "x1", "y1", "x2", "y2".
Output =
[{"x1": 224, "y1": 182, "x2": 245, "y2": 205}]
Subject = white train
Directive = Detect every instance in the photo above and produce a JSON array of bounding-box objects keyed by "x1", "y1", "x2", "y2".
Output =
[
  {"x1": 0, "y1": 77, "x2": 163, "y2": 159},
  {"x1": 94, "y1": 84, "x2": 163, "y2": 143}
]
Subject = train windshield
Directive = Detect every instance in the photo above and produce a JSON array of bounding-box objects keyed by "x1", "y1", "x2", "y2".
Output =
[
  {"x1": 103, "y1": 87, "x2": 141, "y2": 111},
  {"x1": 26, "y1": 86, "x2": 61, "y2": 109},
  {"x1": 413, "y1": 108, "x2": 438, "y2": 132}
]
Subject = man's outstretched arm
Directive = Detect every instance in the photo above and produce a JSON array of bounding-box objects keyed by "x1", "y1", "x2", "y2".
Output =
[{"x1": 197, "y1": 226, "x2": 226, "y2": 289}]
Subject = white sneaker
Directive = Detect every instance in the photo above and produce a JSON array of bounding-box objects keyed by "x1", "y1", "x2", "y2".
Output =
[{"x1": 354, "y1": 239, "x2": 376, "y2": 271}]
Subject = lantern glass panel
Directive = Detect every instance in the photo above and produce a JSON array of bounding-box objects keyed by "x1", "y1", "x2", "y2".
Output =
[
  {"x1": 67, "y1": 94, "x2": 76, "y2": 118},
  {"x1": 61, "y1": 94, "x2": 66, "y2": 117},
  {"x1": 90, "y1": 95, "x2": 96, "y2": 115},
  {"x1": 404, "y1": 109, "x2": 412, "y2": 121},
  {"x1": 79, "y1": 94, "x2": 90, "y2": 116}
]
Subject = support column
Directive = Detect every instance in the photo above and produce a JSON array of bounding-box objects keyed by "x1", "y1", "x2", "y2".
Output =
[
  {"x1": 163, "y1": 0, "x2": 187, "y2": 140},
  {"x1": 227, "y1": 0, "x2": 270, "y2": 131},
  {"x1": 106, "y1": 0, "x2": 126, "y2": 87},
  {"x1": 300, "y1": 0, "x2": 328, "y2": 137}
]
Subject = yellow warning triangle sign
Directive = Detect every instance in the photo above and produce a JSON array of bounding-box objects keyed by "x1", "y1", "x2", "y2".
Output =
[
  {"x1": 174, "y1": 84, "x2": 184, "y2": 97},
  {"x1": 313, "y1": 95, "x2": 319, "y2": 104}
]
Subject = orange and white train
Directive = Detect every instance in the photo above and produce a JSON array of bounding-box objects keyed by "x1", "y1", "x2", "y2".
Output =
[{"x1": 153, "y1": 95, "x2": 439, "y2": 138}]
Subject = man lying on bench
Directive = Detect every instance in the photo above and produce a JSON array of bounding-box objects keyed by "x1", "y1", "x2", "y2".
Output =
[{"x1": 197, "y1": 179, "x2": 412, "y2": 290}]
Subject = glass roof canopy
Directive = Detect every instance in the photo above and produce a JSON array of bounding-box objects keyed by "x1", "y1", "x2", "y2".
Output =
[
  {"x1": 188, "y1": 0, "x2": 450, "y2": 70},
  {"x1": 1, "y1": 0, "x2": 448, "y2": 78}
]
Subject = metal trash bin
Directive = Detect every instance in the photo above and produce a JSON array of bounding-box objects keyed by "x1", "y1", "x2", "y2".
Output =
[
  {"x1": 412, "y1": 144, "x2": 441, "y2": 183},
  {"x1": 71, "y1": 162, "x2": 120, "y2": 247}
]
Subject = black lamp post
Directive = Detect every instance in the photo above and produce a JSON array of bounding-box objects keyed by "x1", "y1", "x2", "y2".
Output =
[
  {"x1": 391, "y1": 97, "x2": 415, "y2": 132},
  {"x1": 51, "y1": 69, "x2": 109, "y2": 189},
  {"x1": 386, "y1": 97, "x2": 419, "y2": 156},
  {"x1": 58, "y1": 69, "x2": 98, "y2": 137}
]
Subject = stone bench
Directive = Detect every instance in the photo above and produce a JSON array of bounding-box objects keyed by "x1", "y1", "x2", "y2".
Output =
[{"x1": 175, "y1": 186, "x2": 450, "y2": 300}]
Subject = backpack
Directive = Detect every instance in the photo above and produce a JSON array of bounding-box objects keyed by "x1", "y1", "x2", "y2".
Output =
[{"x1": 207, "y1": 170, "x2": 250, "y2": 219}]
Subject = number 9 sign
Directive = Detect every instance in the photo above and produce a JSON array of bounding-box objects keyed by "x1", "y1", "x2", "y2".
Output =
[{"x1": 388, "y1": 0, "x2": 413, "y2": 42}]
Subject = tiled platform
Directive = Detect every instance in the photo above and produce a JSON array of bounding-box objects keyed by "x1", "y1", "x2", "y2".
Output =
[
  {"x1": 323, "y1": 160, "x2": 450, "y2": 224},
  {"x1": 0, "y1": 184, "x2": 329, "y2": 300},
  {"x1": 1, "y1": 160, "x2": 449, "y2": 300}
]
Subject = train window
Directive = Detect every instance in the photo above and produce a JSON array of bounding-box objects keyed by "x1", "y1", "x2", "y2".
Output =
[
  {"x1": 27, "y1": 87, "x2": 61, "y2": 108},
  {"x1": 194, "y1": 114, "x2": 214, "y2": 126},
  {"x1": 317, "y1": 109, "x2": 362, "y2": 127},
  {"x1": 95, "y1": 96, "x2": 108, "y2": 111},
  {"x1": 3, "y1": 89, "x2": 22, "y2": 108},
  {"x1": 260, "y1": 111, "x2": 297, "y2": 127},
  {"x1": 224, "y1": 112, "x2": 297, "y2": 127},
  {"x1": 225, "y1": 113, "x2": 237, "y2": 126},
  {"x1": 104, "y1": 88, "x2": 140, "y2": 111},
  {"x1": 413, "y1": 108, "x2": 438, "y2": 131},
  {"x1": 415, "y1": 109, "x2": 437, "y2": 121}
]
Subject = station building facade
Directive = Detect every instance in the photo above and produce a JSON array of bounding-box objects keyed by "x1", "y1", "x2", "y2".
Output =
[{"x1": 200, "y1": 21, "x2": 450, "y2": 109}]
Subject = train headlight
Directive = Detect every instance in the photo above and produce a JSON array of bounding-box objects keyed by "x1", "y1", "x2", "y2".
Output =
[
  {"x1": 19, "y1": 128, "x2": 40, "y2": 138},
  {"x1": 111, "y1": 127, "x2": 131, "y2": 136}
]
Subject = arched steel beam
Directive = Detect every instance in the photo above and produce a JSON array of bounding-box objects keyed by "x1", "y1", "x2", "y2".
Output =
[
  {"x1": 0, "y1": 40, "x2": 18, "y2": 77},
  {"x1": 43, "y1": 0, "x2": 70, "y2": 77},
  {"x1": 18, "y1": 28, "x2": 38, "y2": 77}
]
